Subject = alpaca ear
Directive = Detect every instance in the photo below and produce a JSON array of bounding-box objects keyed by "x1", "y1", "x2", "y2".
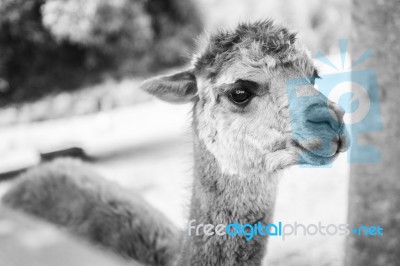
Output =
[{"x1": 140, "y1": 70, "x2": 198, "y2": 103}]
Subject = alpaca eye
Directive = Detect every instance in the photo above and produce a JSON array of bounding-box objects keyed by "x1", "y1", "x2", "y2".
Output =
[{"x1": 228, "y1": 88, "x2": 253, "y2": 105}]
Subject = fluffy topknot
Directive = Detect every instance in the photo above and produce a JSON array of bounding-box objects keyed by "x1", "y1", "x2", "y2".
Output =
[{"x1": 193, "y1": 20, "x2": 314, "y2": 80}]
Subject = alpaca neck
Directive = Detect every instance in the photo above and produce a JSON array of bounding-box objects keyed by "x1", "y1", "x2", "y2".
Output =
[{"x1": 176, "y1": 131, "x2": 280, "y2": 266}]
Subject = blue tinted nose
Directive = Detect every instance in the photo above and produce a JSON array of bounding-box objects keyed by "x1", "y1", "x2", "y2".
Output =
[{"x1": 305, "y1": 101, "x2": 344, "y2": 133}]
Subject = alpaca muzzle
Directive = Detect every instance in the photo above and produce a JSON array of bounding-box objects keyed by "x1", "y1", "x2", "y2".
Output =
[{"x1": 289, "y1": 90, "x2": 350, "y2": 160}]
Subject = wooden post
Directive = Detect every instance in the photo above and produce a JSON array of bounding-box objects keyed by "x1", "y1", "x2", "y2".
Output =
[{"x1": 347, "y1": 0, "x2": 400, "y2": 265}]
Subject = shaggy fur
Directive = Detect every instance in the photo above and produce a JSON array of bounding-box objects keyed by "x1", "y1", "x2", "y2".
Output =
[
  {"x1": 193, "y1": 20, "x2": 315, "y2": 81},
  {"x1": 2, "y1": 20, "x2": 349, "y2": 266},
  {"x1": 2, "y1": 158, "x2": 180, "y2": 266}
]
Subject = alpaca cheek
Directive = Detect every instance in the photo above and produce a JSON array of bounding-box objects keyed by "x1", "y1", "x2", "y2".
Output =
[{"x1": 197, "y1": 116, "x2": 266, "y2": 177}]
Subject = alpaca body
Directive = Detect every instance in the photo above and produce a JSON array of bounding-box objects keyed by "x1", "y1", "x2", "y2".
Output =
[{"x1": 2, "y1": 158, "x2": 179, "y2": 266}]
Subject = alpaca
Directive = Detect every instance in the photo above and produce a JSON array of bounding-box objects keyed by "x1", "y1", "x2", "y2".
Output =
[
  {"x1": 2, "y1": 20, "x2": 349, "y2": 266},
  {"x1": 2, "y1": 158, "x2": 180, "y2": 266}
]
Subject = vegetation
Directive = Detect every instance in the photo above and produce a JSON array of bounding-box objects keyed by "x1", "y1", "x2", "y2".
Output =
[{"x1": 0, "y1": 0, "x2": 201, "y2": 106}]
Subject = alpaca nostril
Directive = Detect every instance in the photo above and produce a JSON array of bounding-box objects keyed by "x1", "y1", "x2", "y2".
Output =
[
  {"x1": 305, "y1": 106, "x2": 343, "y2": 133},
  {"x1": 306, "y1": 117, "x2": 338, "y2": 132}
]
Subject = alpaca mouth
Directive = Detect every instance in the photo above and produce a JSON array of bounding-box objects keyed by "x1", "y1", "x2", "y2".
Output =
[
  {"x1": 291, "y1": 130, "x2": 350, "y2": 165},
  {"x1": 292, "y1": 136, "x2": 342, "y2": 158}
]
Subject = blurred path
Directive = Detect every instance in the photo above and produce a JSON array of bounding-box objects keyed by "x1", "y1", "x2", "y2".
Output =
[{"x1": 0, "y1": 206, "x2": 139, "y2": 266}]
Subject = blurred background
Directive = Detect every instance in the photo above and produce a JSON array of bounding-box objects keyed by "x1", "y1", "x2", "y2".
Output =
[{"x1": 0, "y1": 0, "x2": 353, "y2": 265}]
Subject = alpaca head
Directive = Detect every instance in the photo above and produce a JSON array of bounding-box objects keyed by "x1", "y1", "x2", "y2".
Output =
[{"x1": 141, "y1": 20, "x2": 350, "y2": 176}]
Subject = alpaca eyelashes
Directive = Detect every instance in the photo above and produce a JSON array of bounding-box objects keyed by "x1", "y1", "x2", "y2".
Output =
[{"x1": 309, "y1": 69, "x2": 321, "y2": 85}]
